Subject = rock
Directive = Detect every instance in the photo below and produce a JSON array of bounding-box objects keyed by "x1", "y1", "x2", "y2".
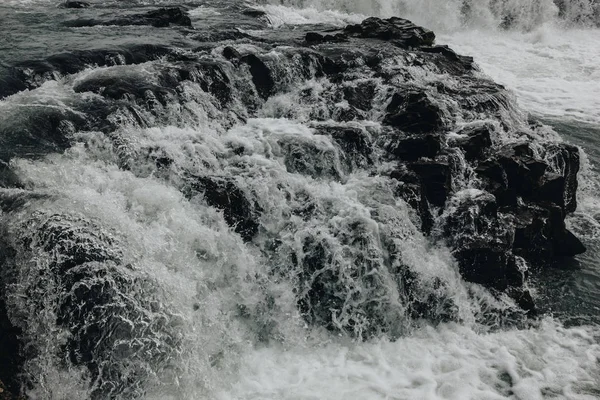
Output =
[
  {"x1": 475, "y1": 143, "x2": 549, "y2": 206},
  {"x1": 383, "y1": 89, "x2": 445, "y2": 134},
  {"x1": 222, "y1": 46, "x2": 241, "y2": 61},
  {"x1": 240, "y1": 54, "x2": 274, "y2": 100},
  {"x1": 62, "y1": 1, "x2": 90, "y2": 8},
  {"x1": 544, "y1": 143, "x2": 580, "y2": 214},
  {"x1": 420, "y1": 45, "x2": 475, "y2": 70},
  {"x1": 343, "y1": 81, "x2": 376, "y2": 111},
  {"x1": 442, "y1": 190, "x2": 521, "y2": 291},
  {"x1": 533, "y1": 173, "x2": 567, "y2": 211},
  {"x1": 186, "y1": 176, "x2": 261, "y2": 242},
  {"x1": 454, "y1": 246, "x2": 522, "y2": 290},
  {"x1": 386, "y1": 133, "x2": 442, "y2": 161},
  {"x1": 511, "y1": 203, "x2": 585, "y2": 260},
  {"x1": 451, "y1": 125, "x2": 493, "y2": 160},
  {"x1": 64, "y1": 7, "x2": 192, "y2": 28},
  {"x1": 390, "y1": 168, "x2": 434, "y2": 234},
  {"x1": 345, "y1": 17, "x2": 435, "y2": 47},
  {"x1": 317, "y1": 126, "x2": 374, "y2": 169},
  {"x1": 409, "y1": 160, "x2": 452, "y2": 207},
  {"x1": 242, "y1": 9, "x2": 267, "y2": 18}
]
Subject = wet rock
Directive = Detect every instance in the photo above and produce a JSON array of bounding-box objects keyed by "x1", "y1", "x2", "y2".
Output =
[
  {"x1": 242, "y1": 9, "x2": 267, "y2": 18},
  {"x1": 409, "y1": 160, "x2": 452, "y2": 207},
  {"x1": 511, "y1": 203, "x2": 585, "y2": 260},
  {"x1": 64, "y1": 7, "x2": 192, "y2": 28},
  {"x1": 62, "y1": 1, "x2": 90, "y2": 8},
  {"x1": 450, "y1": 124, "x2": 493, "y2": 160},
  {"x1": 240, "y1": 54, "x2": 274, "y2": 100},
  {"x1": 186, "y1": 176, "x2": 261, "y2": 242},
  {"x1": 442, "y1": 190, "x2": 521, "y2": 290},
  {"x1": 544, "y1": 143, "x2": 580, "y2": 213},
  {"x1": 222, "y1": 46, "x2": 241, "y2": 61},
  {"x1": 390, "y1": 168, "x2": 434, "y2": 234},
  {"x1": 386, "y1": 132, "x2": 442, "y2": 161},
  {"x1": 345, "y1": 17, "x2": 435, "y2": 47},
  {"x1": 475, "y1": 143, "x2": 549, "y2": 206},
  {"x1": 383, "y1": 89, "x2": 445, "y2": 134},
  {"x1": 455, "y1": 246, "x2": 522, "y2": 290},
  {"x1": 317, "y1": 126, "x2": 374, "y2": 169},
  {"x1": 343, "y1": 81, "x2": 376, "y2": 111},
  {"x1": 420, "y1": 45, "x2": 475, "y2": 70}
]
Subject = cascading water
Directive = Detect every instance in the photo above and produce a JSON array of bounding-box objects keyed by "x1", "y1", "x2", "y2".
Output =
[{"x1": 0, "y1": 0, "x2": 599, "y2": 399}]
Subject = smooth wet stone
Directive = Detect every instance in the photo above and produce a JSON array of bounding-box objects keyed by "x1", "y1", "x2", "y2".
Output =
[{"x1": 386, "y1": 133, "x2": 442, "y2": 161}]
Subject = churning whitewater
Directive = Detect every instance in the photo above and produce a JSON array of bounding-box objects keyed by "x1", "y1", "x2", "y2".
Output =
[{"x1": 0, "y1": 0, "x2": 599, "y2": 399}]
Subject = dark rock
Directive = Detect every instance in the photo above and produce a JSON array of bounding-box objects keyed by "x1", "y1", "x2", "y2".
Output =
[
  {"x1": 62, "y1": 1, "x2": 90, "y2": 8},
  {"x1": 555, "y1": 229, "x2": 587, "y2": 257},
  {"x1": 64, "y1": 7, "x2": 192, "y2": 28},
  {"x1": 343, "y1": 81, "x2": 376, "y2": 111},
  {"x1": 386, "y1": 133, "x2": 442, "y2": 161},
  {"x1": 533, "y1": 173, "x2": 567, "y2": 210},
  {"x1": 544, "y1": 143, "x2": 580, "y2": 214},
  {"x1": 223, "y1": 46, "x2": 241, "y2": 61},
  {"x1": 451, "y1": 125, "x2": 493, "y2": 160},
  {"x1": 318, "y1": 126, "x2": 374, "y2": 169},
  {"x1": 511, "y1": 203, "x2": 585, "y2": 260},
  {"x1": 455, "y1": 246, "x2": 522, "y2": 290},
  {"x1": 442, "y1": 190, "x2": 521, "y2": 291},
  {"x1": 240, "y1": 54, "x2": 274, "y2": 100},
  {"x1": 420, "y1": 45, "x2": 475, "y2": 69},
  {"x1": 409, "y1": 160, "x2": 452, "y2": 207},
  {"x1": 345, "y1": 17, "x2": 435, "y2": 47},
  {"x1": 383, "y1": 89, "x2": 445, "y2": 134},
  {"x1": 242, "y1": 9, "x2": 267, "y2": 18},
  {"x1": 186, "y1": 176, "x2": 261, "y2": 242},
  {"x1": 390, "y1": 168, "x2": 434, "y2": 234}
]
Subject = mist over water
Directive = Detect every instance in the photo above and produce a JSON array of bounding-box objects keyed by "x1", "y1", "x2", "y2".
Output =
[{"x1": 0, "y1": 0, "x2": 599, "y2": 399}]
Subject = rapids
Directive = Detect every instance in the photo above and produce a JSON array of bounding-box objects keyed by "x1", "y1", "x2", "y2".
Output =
[{"x1": 0, "y1": 1, "x2": 599, "y2": 399}]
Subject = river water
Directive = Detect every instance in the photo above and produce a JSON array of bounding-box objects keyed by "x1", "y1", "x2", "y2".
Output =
[{"x1": 1, "y1": 0, "x2": 600, "y2": 399}]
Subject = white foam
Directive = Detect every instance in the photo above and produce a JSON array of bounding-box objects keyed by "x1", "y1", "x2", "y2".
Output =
[
  {"x1": 440, "y1": 26, "x2": 600, "y2": 125},
  {"x1": 216, "y1": 319, "x2": 600, "y2": 400},
  {"x1": 256, "y1": 4, "x2": 365, "y2": 27}
]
